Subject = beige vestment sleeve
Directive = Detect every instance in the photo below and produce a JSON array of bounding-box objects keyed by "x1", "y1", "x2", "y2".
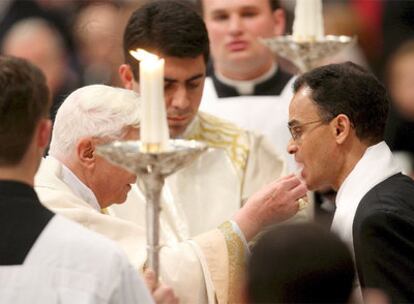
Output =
[{"x1": 190, "y1": 222, "x2": 247, "y2": 304}]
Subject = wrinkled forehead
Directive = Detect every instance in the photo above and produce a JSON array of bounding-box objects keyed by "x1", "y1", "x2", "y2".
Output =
[{"x1": 289, "y1": 86, "x2": 320, "y2": 122}]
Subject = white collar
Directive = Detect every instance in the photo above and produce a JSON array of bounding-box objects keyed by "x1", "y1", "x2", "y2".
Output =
[
  {"x1": 56, "y1": 157, "x2": 101, "y2": 212},
  {"x1": 215, "y1": 63, "x2": 277, "y2": 95},
  {"x1": 331, "y1": 141, "x2": 401, "y2": 250}
]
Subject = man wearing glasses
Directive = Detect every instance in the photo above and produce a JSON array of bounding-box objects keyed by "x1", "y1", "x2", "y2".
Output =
[{"x1": 287, "y1": 61, "x2": 414, "y2": 303}]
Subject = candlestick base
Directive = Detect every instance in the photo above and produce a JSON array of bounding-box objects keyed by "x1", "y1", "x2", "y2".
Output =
[
  {"x1": 96, "y1": 139, "x2": 207, "y2": 281},
  {"x1": 141, "y1": 142, "x2": 163, "y2": 153},
  {"x1": 260, "y1": 35, "x2": 355, "y2": 73}
]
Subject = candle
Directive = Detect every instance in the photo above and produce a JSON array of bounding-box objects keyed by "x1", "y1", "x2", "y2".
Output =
[
  {"x1": 292, "y1": 0, "x2": 324, "y2": 42},
  {"x1": 130, "y1": 49, "x2": 170, "y2": 152}
]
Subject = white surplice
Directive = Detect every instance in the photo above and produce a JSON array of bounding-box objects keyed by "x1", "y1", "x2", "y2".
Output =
[{"x1": 0, "y1": 215, "x2": 153, "y2": 304}]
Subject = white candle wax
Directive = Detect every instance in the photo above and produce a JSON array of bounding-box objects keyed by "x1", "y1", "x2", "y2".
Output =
[
  {"x1": 292, "y1": 0, "x2": 324, "y2": 42},
  {"x1": 130, "y1": 49, "x2": 170, "y2": 152}
]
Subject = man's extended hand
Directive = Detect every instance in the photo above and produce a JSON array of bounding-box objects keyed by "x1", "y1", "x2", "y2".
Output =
[
  {"x1": 234, "y1": 174, "x2": 308, "y2": 242},
  {"x1": 144, "y1": 269, "x2": 179, "y2": 304}
]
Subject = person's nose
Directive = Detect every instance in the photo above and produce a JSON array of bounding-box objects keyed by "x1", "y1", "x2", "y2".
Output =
[
  {"x1": 287, "y1": 138, "x2": 298, "y2": 155},
  {"x1": 169, "y1": 86, "x2": 189, "y2": 110},
  {"x1": 228, "y1": 14, "x2": 243, "y2": 36}
]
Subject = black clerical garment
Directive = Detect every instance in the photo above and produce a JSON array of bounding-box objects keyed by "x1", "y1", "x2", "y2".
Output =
[
  {"x1": 0, "y1": 180, "x2": 54, "y2": 265},
  {"x1": 353, "y1": 173, "x2": 414, "y2": 303},
  {"x1": 210, "y1": 67, "x2": 293, "y2": 97}
]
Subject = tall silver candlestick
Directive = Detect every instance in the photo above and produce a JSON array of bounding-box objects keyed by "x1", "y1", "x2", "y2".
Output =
[
  {"x1": 96, "y1": 139, "x2": 207, "y2": 280},
  {"x1": 260, "y1": 35, "x2": 355, "y2": 73}
]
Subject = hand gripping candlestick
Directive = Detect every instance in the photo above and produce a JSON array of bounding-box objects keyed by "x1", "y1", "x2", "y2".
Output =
[
  {"x1": 97, "y1": 49, "x2": 207, "y2": 282},
  {"x1": 260, "y1": 0, "x2": 355, "y2": 73}
]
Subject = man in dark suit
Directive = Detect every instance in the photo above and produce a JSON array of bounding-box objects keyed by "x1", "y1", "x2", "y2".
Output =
[{"x1": 287, "y1": 61, "x2": 414, "y2": 303}]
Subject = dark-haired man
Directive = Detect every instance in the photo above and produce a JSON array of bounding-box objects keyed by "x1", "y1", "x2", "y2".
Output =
[
  {"x1": 197, "y1": 0, "x2": 296, "y2": 171},
  {"x1": 0, "y1": 56, "x2": 153, "y2": 303},
  {"x1": 287, "y1": 61, "x2": 414, "y2": 302},
  {"x1": 247, "y1": 224, "x2": 355, "y2": 303}
]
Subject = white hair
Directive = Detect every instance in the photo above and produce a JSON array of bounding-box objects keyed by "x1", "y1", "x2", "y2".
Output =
[{"x1": 49, "y1": 84, "x2": 140, "y2": 156}]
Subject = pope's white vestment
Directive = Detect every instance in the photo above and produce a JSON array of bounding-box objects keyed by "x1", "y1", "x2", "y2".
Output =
[{"x1": 35, "y1": 156, "x2": 246, "y2": 304}]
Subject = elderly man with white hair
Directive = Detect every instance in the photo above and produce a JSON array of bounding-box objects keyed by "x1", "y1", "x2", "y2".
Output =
[{"x1": 35, "y1": 84, "x2": 307, "y2": 304}]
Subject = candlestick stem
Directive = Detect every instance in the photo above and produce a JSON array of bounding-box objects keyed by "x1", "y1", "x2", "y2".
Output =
[
  {"x1": 140, "y1": 169, "x2": 164, "y2": 276},
  {"x1": 96, "y1": 139, "x2": 207, "y2": 282}
]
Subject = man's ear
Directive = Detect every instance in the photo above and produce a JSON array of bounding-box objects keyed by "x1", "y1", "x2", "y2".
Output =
[
  {"x1": 119, "y1": 64, "x2": 136, "y2": 90},
  {"x1": 272, "y1": 8, "x2": 286, "y2": 36},
  {"x1": 37, "y1": 118, "x2": 52, "y2": 150},
  {"x1": 332, "y1": 114, "x2": 351, "y2": 144},
  {"x1": 76, "y1": 138, "x2": 96, "y2": 168}
]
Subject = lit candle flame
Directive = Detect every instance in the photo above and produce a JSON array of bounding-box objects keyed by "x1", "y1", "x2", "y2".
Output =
[{"x1": 128, "y1": 48, "x2": 169, "y2": 153}]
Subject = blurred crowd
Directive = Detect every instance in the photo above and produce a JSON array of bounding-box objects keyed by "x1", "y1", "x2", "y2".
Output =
[{"x1": 0, "y1": 0, "x2": 141, "y2": 120}]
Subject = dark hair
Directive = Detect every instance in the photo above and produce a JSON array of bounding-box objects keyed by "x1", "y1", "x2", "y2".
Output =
[
  {"x1": 196, "y1": 0, "x2": 281, "y2": 15},
  {"x1": 247, "y1": 223, "x2": 355, "y2": 303},
  {"x1": 293, "y1": 62, "x2": 389, "y2": 144},
  {"x1": 123, "y1": 0, "x2": 210, "y2": 81},
  {"x1": 0, "y1": 56, "x2": 50, "y2": 165}
]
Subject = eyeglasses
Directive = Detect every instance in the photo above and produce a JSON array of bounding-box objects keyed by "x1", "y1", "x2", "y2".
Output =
[{"x1": 288, "y1": 119, "x2": 326, "y2": 141}]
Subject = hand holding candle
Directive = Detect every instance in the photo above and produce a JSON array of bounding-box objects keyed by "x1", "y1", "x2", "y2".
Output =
[
  {"x1": 292, "y1": 0, "x2": 324, "y2": 42},
  {"x1": 130, "y1": 49, "x2": 170, "y2": 152}
]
